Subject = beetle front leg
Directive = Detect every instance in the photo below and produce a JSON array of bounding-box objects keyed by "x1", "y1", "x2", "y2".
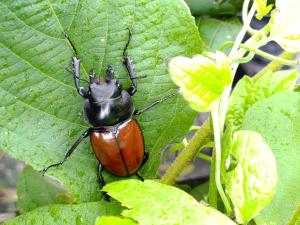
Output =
[
  {"x1": 122, "y1": 28, "x2": 147, "y2": 96},
  {"x1": 98, "y1": 164, "x2": 111, "y2": 201},
  {"x1": 67, "y1": 56, "x2": 89, "y2": 98},
  {"x1": 40, "y1": 128, "x2": 91, "y2": 175},
  {"x1": 123, "y1": 56, "x2": 137, "y2": 96},
  {"x1": 64, "y1": 33, "x2": 88, "y2": 98},
  {"x1": 134, "y1": 152, "x2": 149, "y2": 182}
]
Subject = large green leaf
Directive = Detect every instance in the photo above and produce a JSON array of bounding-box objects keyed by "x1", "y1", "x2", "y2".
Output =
[
  {"x1": 184, "y1": 0, "x2": 243, "y2": 16},
  {"x1": 0, "y1": 0, "x2": 202, "y2": 202},
  {"x1": 185, "y1": 0, "x2": 275, "y2": 16},
  {"x1": 103, "y1": 180, "x2": 236, "y2": 225},
  {"x1": 226, "y1": 70, "x2": 298, "y2": 130},
  {"x1": 242, "y1": 92, "x2": 300, "y2": 225},
  {"x1": 4, "y1": 201, "x2": 121, "y2": 225},
  {"x1": 17, "y1": 166, "x2": 73, "y2": 213},
  {"x1": 196, "y1": 17, "x2": 242, "y2": 53}
]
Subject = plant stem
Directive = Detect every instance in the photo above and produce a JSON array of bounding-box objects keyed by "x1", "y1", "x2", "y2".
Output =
[
  {"x1": 211, "y1": 108, "x2": 232, "y2": 214},
  {"x1": 239, "y1": 44, "x2": 299, "y2": 66},
  {"x1": 160, "y1": 117, "x2": 212, "y2": 185},
  {"x1": 229, "y1": 4, "x2": 256, "y2": 62},
  {"x1": 197, "y1": 153, "x2": 212, "y2": 162},
  {"x1": 208, "y1": 150, "x2": 217, "y2": 207},
  {"x1": 242, "y1": 0, "x2": 256, "y2": 35},
  {"x1": 253, "y1": 51, "x2": 297, "y2": 82},
  {"x1": 219, "y1": 4, "x2": 256, "y2": 131},
  {"x1": 211, "y1": 1, "x2": 256, "y2": 212}
]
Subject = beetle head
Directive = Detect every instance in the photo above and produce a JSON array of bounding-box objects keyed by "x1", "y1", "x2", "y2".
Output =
[{"x1": 87, "y1": 66, "x2": 122, "y2": 104}]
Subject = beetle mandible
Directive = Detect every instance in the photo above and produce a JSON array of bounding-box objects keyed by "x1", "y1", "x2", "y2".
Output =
[{"x1": 40, "y1": 29, "x2": 176, "y2": 186}]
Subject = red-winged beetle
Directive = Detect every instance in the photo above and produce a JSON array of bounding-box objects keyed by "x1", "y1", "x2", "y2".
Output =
[{"x1": 40, "y1": 29, "x2": 176, "y2": 186}]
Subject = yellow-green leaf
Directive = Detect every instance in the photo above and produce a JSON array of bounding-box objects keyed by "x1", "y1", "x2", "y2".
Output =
[
  {"x1": 224, "y1": 131, "x2": 277, "y2": 224},
  {"x1": 254, "y1": 0, "x2": 273, "y2": 20},
  {"x1": 95, "y1": 216, "x2": 138, "y2": 225},
  {"x1": 103, "y1": 180, "x2": 236, "y2": 225},
  {"x1": 226, "y1": 70, "x2": 298, "y2": 131},
  {"x1": 168, "y1": 52, "x2": 233, "y2": 112}
]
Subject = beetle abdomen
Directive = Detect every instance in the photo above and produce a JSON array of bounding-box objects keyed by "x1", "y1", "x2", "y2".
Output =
[{"x1": 90, "y1": 119, "x2": 145, "y2": 177}]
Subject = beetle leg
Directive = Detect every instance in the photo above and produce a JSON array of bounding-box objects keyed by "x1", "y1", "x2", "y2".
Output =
[
  {"x1": 64, "y1": 33, "x2": 88, "y2": 98},
  {"x1": 71, "y1": 56, "x2": 89, "y2": 98},
  {"x1": 98, "y1": 164, "x2": 111, "y2": 201},
  {"x1": 134, "y1": 91, "x2": 179, "y2": 115},
  {"x1": 39, "y1": 129, "x2": 91, "y2": 175},
  {"x1": 123, "y1": 56, "x2": 138, "y2": 96},
  {"x1": 133, "y1": 152, "x2": 149, "y2": 181},
  {"x1": 98, "y1": 163, "x2": 106, "y2": 187},
  {"x1": 64, "y1": 32, "x2": 78, "y2": 56},
  {"x1": 122, "y1": 28, "x2": 146, "y2": 96},
  {"x1": 142, "y1": 151, "x2": 149, "y2": 165},
  {"x1": 135, "y1": 151, "x2": 148, "y2": 182},
  {"x1": 135, "y1": 172, "x2": 145, "y2": 181},
  {"x1": 123, "y1": 28, "x2": 132, "y2": 57}
]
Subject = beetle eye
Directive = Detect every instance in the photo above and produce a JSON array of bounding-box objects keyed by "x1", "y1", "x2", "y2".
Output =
[{"x1": 87, "y1": 89, "x2": 91, "y2": 96}]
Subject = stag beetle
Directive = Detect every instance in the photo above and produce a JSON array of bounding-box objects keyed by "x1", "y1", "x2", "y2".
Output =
[{"x1": 41, "y1": 29, "x2": 176, "y2": 186}]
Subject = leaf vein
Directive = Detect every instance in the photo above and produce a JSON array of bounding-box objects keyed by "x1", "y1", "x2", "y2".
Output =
[
  {"x1": 66, "y1": 0, "x2": 80, "y2": 31},
  {"x1": 0, "y1": 2, "x2": 63, "y2": 41},
  {"x1": 46, "y1": 0, "x2": 65, "y2": 33},
  {"x1": 0, "y1": 85, "x2": 87, "y2": 129},
  {"x1": 0, "y1": 42, "x2": 74, "y2": 89}
]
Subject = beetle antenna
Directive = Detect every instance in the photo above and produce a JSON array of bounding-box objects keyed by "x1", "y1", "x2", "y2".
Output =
[{"x1": 118, "y1": 74, "x2": 147, "y2": 80}]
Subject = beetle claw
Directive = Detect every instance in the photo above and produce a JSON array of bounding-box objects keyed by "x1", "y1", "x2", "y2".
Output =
[{"x1": 39, "y1": 168, "x2": 47, "y2": 176}]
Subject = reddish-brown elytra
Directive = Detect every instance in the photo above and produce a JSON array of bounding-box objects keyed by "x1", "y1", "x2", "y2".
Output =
[
  {"x1": 40, "y1": 29, "x2": 176, "y2": 186},
  {"x1": 91, "y1": 119, "x2": 144, "y2": 177}
]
